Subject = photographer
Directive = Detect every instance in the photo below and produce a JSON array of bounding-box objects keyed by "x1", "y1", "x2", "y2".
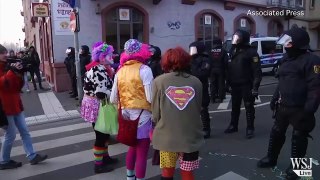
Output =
[{"x1": 0, "y1": 44, "x2": 47, "y2": 170}]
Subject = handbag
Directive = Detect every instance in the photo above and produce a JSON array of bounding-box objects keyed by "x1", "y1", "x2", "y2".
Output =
[
  {"x1": 94, "y1": 100, "x2": 118, "y2": 135},
  {"x1": 116, "y1": 91, "x2": 143, "y2": 146},
  {"x1": 0, "y1": 100, "x2": 8, "y2": 128}
]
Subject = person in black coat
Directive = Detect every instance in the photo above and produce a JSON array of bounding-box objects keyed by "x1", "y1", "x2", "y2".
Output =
[
  {"x1": 225, "y1": 29, "x2": 262, "y2": 139},
  {"x1": 80, "y1": 45, "x2": 91, "y2": 84},
  {"x1": 210, "y1": 38, "x2": 228, "y2": 103},
  {"x1": 28, "y1": 46, "x2": 43, "y2": 90},
  {"x1": 147, "y1": 45, "x2": 163, "y2": 78},
  {"x1": 189, "y1": 41, "x2": 212, "y2": 139},
  {"x1": 64, "y1": 47, "x2": 76, "y2": 95},
  {"x1": 257, "y1": 27, "x2": 320, "y2": 180}
]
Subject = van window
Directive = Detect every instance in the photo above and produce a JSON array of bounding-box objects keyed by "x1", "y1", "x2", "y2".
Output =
[
  {"x1": 261, "y1": 41, "x2": 283, "y2": 54},
  {"x1": 251, "y1": 41, "x2": 258, "y2": 51}
]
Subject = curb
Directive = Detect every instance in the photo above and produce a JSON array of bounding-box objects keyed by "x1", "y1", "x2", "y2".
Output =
[{"x1": 25, "y1": 110, "x2": 81, "y2": 126}]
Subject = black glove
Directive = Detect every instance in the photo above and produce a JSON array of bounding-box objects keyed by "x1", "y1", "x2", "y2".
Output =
[{"x1": 252, "y1": 89, "x2": 259, "y2": 99}]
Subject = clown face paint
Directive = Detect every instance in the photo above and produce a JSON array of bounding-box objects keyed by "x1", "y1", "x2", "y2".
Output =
[{"x1": 103, "y1": 54, "x2": 114, "y2": 65}]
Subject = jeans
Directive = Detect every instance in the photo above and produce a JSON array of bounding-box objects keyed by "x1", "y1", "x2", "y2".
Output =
[
  {"x1": 0, "y1": 112, "x2": 36, "y2": 163},
  {"x1": 24, "y1": 72, "x2": 30, "y2": 90}
]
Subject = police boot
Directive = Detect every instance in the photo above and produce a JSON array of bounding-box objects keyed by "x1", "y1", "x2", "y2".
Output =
[
  {"x1": 201, "y1": 107, "x2": 211, "y2": 139},
  {"x1": 285, "y1": 130, "x2": 308, "y2": 180},
  {"x1": 257, "y1": 126, "x2": 286, "y2": 168},
  {"x1": 245, "y1": 110, "x2": 255, "y2": 139},
  {"x1": 225, "y1": 111, "x2": 239, "y2": 134}
]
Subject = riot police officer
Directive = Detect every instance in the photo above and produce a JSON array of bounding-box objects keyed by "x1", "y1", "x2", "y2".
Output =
[
  {"x1": 210, "y1": 38, "x2": 228, "y2": 103},
  {"x1": 225, "y1": 29, "x2": 262, "y2": 139},
  {"x1": 257, "y1": 28, "x2": 320, "y2": 180},
  {"x1": 190, "y1": 41, "x2": 212, "y2": 139}
]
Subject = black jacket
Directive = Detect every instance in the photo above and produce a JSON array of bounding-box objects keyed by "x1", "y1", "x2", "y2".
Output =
[
  {"x1": 190, "y1": 53, "x2": 211, "y2": 106},
  {"x1": 80, "y1": 54, "x2": 91, "y2": 78},
  {"x1": 28, "y1": 52, "x2": 41, "y2": 69},
  {"x1": 64, "y1": 55, "x2": 75, "y2": 76},
  {"x1": 210, "y1": 45, "x2": 228, "y2": 73},
  {"x1": 272, "y1": 52, "x2": 320, "y2": 113},
  {"x1": 226, "y1": 46, "x2": 262, "y2": 90}
]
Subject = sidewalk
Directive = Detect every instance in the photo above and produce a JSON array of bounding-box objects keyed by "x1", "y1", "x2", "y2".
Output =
[{"x1": 21, "y1": 81, "x2": 80, "y2": 126}]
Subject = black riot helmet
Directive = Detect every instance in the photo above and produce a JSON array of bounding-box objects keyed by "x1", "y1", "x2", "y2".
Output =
[
  {"x1": 189, "y1": 41, "x2": 206, "y2": 56},
  {"x1": 231, "y1": 29, "x2": 250, "y2": 46},
  {"x1": 212, "y1": 37, "x2": 222, "y2": 49},
  {"x1": 277, "y1": 27, "x2": 310, "y2": 50}
]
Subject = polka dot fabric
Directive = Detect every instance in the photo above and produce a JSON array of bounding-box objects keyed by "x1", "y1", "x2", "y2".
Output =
[{"x1": 160, "y1": 151, "x2": 200, "y2": 171}]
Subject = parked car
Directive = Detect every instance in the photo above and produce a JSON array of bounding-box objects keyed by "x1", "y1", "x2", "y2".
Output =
[{"x1": 223, "y1": 37, "x2": 285, "y2": 74}]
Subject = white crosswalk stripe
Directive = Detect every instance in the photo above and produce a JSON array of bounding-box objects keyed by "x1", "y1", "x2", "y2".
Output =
[
  {"x1": 0, "y1": 121, "x2": 162, "y2": 180},
  {"x1": 217, "y1": 95, "x2": 231, "y2": 110}
]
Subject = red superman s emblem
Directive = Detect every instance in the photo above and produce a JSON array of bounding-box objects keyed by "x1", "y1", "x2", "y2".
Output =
[{"x1": 165, "y1": 86, "x2": 195, "y2": 110}]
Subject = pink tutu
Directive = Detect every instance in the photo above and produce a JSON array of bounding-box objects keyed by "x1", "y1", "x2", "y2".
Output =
[{"x1": 81, "y1": 96, "x2": 100, "y2": 123}]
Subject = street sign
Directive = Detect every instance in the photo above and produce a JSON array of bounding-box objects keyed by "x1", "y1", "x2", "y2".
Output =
[{"x1": 69, "y1": 10, "x2": 80, "y2": 32}]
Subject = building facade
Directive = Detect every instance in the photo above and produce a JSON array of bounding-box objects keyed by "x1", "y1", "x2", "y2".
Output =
[{"x1": 22, "y1": 0, "x2": 320, "y2": 92}]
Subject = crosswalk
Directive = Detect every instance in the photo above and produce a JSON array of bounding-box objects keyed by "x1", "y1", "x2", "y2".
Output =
[{"x1": 0, "y1": 119, "x2": 251, "y2": 180}]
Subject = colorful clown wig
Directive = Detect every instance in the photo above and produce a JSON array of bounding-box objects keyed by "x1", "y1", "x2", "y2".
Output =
[
  {"x1": 119, "y1": 39, "x2": 152, "y2": 66},
  {"x1": 91, "y1": 41, "x2": 114, "y2": 63}
]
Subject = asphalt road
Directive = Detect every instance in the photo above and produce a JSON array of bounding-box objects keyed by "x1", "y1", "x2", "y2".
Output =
[{"x1": 1, "y1": 79, "x2": 319, "y2": 180}]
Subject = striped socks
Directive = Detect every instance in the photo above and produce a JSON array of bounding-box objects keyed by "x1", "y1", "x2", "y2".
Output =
[{"x1": 93, "y1": 146, "x2": 107, "y2": 165}]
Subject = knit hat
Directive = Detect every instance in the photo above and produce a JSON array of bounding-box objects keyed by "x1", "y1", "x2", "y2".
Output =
[
  {"x1": 0, "y1": 44, "x2": 7, "y2": 54},
  {"x1": 120, "y1": 39, "x2": 152, "y2": 66},
  {"x1": 124, "y1": 39, "x2": 142, "y2": 55}
]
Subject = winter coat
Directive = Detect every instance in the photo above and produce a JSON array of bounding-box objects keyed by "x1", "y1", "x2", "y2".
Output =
[{"x1": 0, "y1": 62, "x2": 24, "y2": 115}]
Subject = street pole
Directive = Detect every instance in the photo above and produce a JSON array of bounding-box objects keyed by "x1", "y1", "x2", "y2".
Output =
[{"x1": 73, "y1": 8, "x2": 83, "y2": 103}]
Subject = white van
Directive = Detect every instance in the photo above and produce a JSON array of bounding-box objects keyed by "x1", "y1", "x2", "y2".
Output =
[{"x1": 223, "y1": 37, "x2": 285, "y2": 73}]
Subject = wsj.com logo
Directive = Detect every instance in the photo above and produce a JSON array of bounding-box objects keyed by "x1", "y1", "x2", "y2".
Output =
[{"x1": 290, "y1": 158, "x2": 313, "y2": 177}]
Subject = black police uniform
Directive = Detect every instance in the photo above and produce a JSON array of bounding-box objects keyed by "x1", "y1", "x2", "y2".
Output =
[
  {"x1": 190, "y1": 41, "x2": 212, "y2": 139},
  {"x1": 257, "y1": 28, "x2": 320, "y2": 180},
  {"x1": 225, "y1": 30, "x2": 262, "y2": 138},
  {"x1": 210, "y1": 39, "x2": 228, "y2": 103}
]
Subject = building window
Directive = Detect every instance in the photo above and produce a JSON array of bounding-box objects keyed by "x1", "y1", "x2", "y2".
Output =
[
  {"x1": 235, "y1": 17, "x2": 255, "y2": 35},
  {"x1": 310, "y1": 0, "x2": 315, "y2": 9},
  {"x1": 233, "y1": 14, "x2": 256, "y2": 37},
  {"x1": 296, "y1": 0, "x2": 304, "y2": 7},
  {"x1": 105, "y1": 7, "x2": 145, "y2": 52},
  {"x1": 195, "y1": 10, "x2": 223, "y2": 50},
  {"x1": 268, "y1": 20, "x2": 284, "y2": 37}
]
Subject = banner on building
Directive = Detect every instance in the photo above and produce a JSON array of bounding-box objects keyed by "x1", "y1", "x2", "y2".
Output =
[
  {"x1": 52, "y1": 0, "x2": 73, "y2": 35},
  {"x1": 32, "y1": 3, "x2": 49, "y2": 17}
]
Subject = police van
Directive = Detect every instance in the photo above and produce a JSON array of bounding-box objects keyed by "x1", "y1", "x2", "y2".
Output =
[{"x1": 223, "y1": 37, "x2": 285, "y2": 73}]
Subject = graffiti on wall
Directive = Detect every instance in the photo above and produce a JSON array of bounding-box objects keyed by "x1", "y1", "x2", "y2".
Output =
[{"x1": 167, "y1": 21, "x2": 181, "y2": 30}]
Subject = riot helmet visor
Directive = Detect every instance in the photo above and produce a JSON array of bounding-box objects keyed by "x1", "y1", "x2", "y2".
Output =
[{"x1": 277, "y1": 34, "x2": 293, "y2": 48}]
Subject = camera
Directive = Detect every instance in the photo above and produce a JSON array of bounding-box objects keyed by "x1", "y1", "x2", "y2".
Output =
[{"x1": 6, "y1": 57, "x2": 31, "y2": 73}]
